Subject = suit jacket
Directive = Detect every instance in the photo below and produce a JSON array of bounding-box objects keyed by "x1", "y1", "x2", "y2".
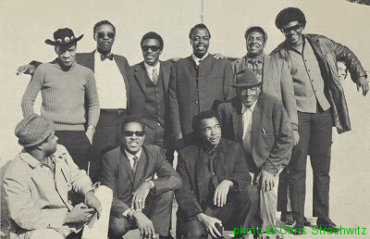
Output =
[
  {"x1": 3, "y1": 145, "x2": 92, "y2": 239},
  {"x1": 31, "y1": 50, "x2": 131, "y2": 110},
  {"x1": 232, "y1": 54, "x2": 298, "y2": 129},
  {"x1": 271, "y1": 34, "x2": 367, "y2": 133},
  {"x1": 175, "y1": 138, "x2": 251, "y2": 219},
  {"x1": 218, "y1": 93, "x2": 293, "y2": 175},
  {"x1": 169, "y1": 54, "x2": 234, "y2": 140},
  {"x1": 100, "y1": 144, "x2": 182, "y2": 217},
  {"x1": 129, "y1": 60, "x2": 174, "y2": 125}
]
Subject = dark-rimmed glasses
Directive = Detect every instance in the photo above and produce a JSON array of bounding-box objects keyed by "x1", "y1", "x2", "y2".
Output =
[
  {"x1": 123, "y1": 131, "x2": 145, "y2": 137},
  {"x1": 97, "y1": 32, "x2": 115, "y2": 39},
  {"x1": 281, "y1": 24, "x2": 302, "y2": 34},
  {"x1": 142, "y1": 45, "x2": 161, "y2": 52}
]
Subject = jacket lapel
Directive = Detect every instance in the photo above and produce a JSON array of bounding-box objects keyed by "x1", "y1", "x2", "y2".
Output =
[
  {"x1": 133, "y1": 151, "x2": 146, "y2": 189},
  {"x1": 134, "y1": 62, "x2": 147, "y2": 93},
  {"x1": 232, "y1": 99, "x2": 243, "y2": 141},
  {"x1": 114, "y1": 55, "x2": 130, "y2": 89},
  {"x1": 120, "y1": 150, "x2": 134, "y2": 183},
  {"x1": 161, "y1": 61, "x2": 170, "y2": 96},
  {"x1": 251, "y1": 97, "x2": 263, "y2": 150},
  {"x1": 194, "y1": 147, "x2": 206, "y2": 201},
  {"x1": 84, "y1": 51, "x2": 95, "y2": 71}
]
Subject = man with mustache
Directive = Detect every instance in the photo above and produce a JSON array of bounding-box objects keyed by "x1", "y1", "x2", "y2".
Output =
[
  {"x1": 218, "y1": 69, "x2": 293, "y2": 239},
  {"x1": 100, "y1": 116, "x2": 182, "y2": 239},
  {"x1": 16, "y1": 20, "x2": 131, "y2": 182},
  {"x1": 168, "y1": 23, "x2": 234, "y2": 148},
  {"x1": 270, "y1": 7, "x2": 368, "y2": 232},
  {"x1": 176, "y1": 110, "x2": 258, "y2": 239},
  {"x1": 129, "y1": 32, "x2": 175, "y2": 164}
]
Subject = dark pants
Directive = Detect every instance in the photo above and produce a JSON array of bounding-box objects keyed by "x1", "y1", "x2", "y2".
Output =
[
  {"x1": 177, "y1": 185, "x2": 259, "y2": 239},
  {"x1": 55, "y1": 131, "x2": 90, "y2": 171},
  {"x1": 285, "y1": 110, "x2": 332, "y2": 222},
  {"x1": 89, "y1": 109, "x2": 127, "y2": 182},
  {"x1": 108, "y1": 191, "x2": 174, "y2": 239}
]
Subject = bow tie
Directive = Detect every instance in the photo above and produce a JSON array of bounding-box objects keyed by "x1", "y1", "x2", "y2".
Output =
[{"x1": 101, "y1": 53, "x2": 114, "y2": 61}]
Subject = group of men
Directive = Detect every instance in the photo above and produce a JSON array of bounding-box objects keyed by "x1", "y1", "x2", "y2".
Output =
[{"x1": 4, "y1": 6, "x2": 368, "y2": 239}]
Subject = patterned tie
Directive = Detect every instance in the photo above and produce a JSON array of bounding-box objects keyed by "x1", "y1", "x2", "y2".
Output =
[
  {"x1": 132, "y1": 156, "x2": 139, "y2": 173},
  {"x1": 151, "y1": 68, "x2": 158, "y2": 85}
]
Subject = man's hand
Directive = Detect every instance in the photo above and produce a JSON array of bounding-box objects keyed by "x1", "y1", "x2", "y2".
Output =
[
  {"x1": 85, "y1": 125, "x2": 95, "y2": 144},
  {"x1": 293, "y1": 130, "x2": 300, "y2": 146},
  {"x1": 196, "y1": 213, "x2": 223, "y2": 238},
  {"x1": 357, "y1": 76, "x2": 369, "y2": 96},
  {"x1": 64, "y1": 203, "x2": 95, "y2": 224},
  {"x1": 16, "y1": 64, "x2": 36, "y2": 75},
  {"x1": 257, "y1": 170, "x2": 275, "y2": 192},
  {"x1": 213, "y1": 180, "x2": 233, "y2": 207},
  {"x1": 131, "y1": 181, "x2": 151, "y2": 211},
  {"x1": 213, "y1": 53, "x2": 226, "y2": 59},
  {"x1": 84, "y1": 191, "x2": 102, "y2": 219},
  {"x1": 132, "y1": 211, "x2": 156, "y2": 239}
]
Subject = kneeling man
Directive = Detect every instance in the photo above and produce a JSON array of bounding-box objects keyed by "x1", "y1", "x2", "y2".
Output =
[
  {"x1": 100, "y1": 116, "x2": 182, "y2": 239},
  {"x1": 176, "y1": 110, "x2": 259, "y2": 239},
  {"x1": 3, "y1": 114, "x2": 102, "y2": 239},
  {"x1": 218, "y1": 69, "x2": 293, "y2": 238}
]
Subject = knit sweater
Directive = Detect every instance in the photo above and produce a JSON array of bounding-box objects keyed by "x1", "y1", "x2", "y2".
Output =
[{"x1": 21, "y1": 60, "x2": 100, "y2": 131}]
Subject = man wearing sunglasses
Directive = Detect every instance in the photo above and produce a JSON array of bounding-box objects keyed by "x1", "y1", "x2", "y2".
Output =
[
  {"x1": 168, "y1": 23, "x2": 234, "y2": 149},
  {"x1": 129, "y1": 32, "x2": 175, "y2": 164},
  {"x1": 16, "y1": 20, "x2": 131, "y2": 183},
  {"x1": 270, "y1": 7, "x2": 369, "y2": 232},
  {"x1": 100, "y1": 116, "x2": 182, "y2": 239}
]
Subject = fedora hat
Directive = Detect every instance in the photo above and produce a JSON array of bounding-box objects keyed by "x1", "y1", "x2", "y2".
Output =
[
  {"x1": 45, "y1": 28, "x2": 83, "y2": 47},
  {"x1": 232, "y1": 68, "x2": 262, "y2": 88}
]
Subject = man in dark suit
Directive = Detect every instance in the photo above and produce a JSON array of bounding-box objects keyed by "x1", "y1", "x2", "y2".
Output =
[
  {"x1": 100, "y1": 116, "x2": 182, "y2": 239},
  {"x1": 218, "y1": 69, "x2": 293, "y2": 239},
  {"x1": 129, "y1": 32, "x2": 175, "y2": 164},
  {"x1": 16, "y1": 20, "x2": 131, "y2": 182},
  {"x1": 168, "y1": 23, "x2": 234, "y2": 148},
  {"x1": 176, "y1": 110, "x2": 258, "y2": 239}
]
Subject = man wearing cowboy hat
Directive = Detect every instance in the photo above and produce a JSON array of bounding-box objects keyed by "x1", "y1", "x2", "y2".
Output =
[
  {"x1": 3, "y1": 114, "x2": 102, "y2": 239},
  {"x1": 218, "y1": 69, "x2": 293, "y2": 239},
  {"x1": 21, "y1": 28, "x2": 100, "y2": 172}
]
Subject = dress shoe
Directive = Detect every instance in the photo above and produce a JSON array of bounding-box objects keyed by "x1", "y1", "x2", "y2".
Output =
[
  {"x1": 302, "y1": 216, "x2": 311, "y2": 226},
  {"x1": 316, "y1": 217, "x2": 339, "y2": 232},
  {"x1": 280, "y1": 212, "x2": 294, "y2": 225}
]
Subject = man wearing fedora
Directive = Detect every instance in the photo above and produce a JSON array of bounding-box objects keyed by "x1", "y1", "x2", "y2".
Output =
[
  {"x1": 3, "y1": 114, "x2": 102, "y2": 239},
  {"x1": 17, "y1": 20, "x2": 130, "y2": 182},
  {"x1": 21, "y1": 28, "x2": 100, "y2": 172},
  {"x1": 218, "y1": 69, "x2": 293, "y2": 239}
]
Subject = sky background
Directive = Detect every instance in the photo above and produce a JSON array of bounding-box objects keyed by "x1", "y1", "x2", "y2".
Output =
[{"x1": 1, "y1": 0, "x2": 369, "y2": 236}]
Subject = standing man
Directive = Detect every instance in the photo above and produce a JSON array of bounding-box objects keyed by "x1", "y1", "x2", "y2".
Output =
[
  {"x1": 218, "y1": 69, "x2": 293, "y2": 239},
  {"x1": 176, "y1": 110, "x2": 258, "y2": 239},
  {"x1": 271, "y1": 7, "x2": 368, "y2": 231},
  {"x1": 3, "y1": 114, "x2": 102, "y2": 239},
  {"x1": 129, "y1": 32, "x2": 175, "y2": 164},
  {"x1": 169, "y1": 23, "x2": 234, "y2": 147},
  {"x1": 100, "y1": 116, "x2": 182, "y2": 239},
  {"x1": 17, "y1": 20, "x2": 131, "y2": 182},
  {"x1": 21, "y1": 28, "x2": 100, "y2": 172},
  {"x1": 232, "y1": 26, "x2": 298, "y2": 144}
]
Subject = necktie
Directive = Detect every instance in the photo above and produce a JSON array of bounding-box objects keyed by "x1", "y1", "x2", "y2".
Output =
[
  {"x1": 101, "y1": 53, "x2": 114, "y2": 61},
  {"x1": 151, "y1": 68, "x2": 158, "y2": 84},
  {"x1": 132, "y1": 156, "x2": 139, "y2": 173}
]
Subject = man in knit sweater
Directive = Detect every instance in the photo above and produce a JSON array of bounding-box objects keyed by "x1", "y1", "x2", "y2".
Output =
[{"x1": 21, "y1": 28, "x2": 100, "y2": 171}]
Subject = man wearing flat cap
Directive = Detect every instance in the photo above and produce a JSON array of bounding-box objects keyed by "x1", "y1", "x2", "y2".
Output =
[
  {"x1": 21, "y1": 28, "x2": 100, "y2": 172},
  {"x1": 270, "y1": 7, "x2": 368, "y2": 231},
  {"x1": 218, "y1": 69, "x2": 293, "y2": 239},
  {"x1": 3, "y1": 114, "x2": 102, "y2": 239}
]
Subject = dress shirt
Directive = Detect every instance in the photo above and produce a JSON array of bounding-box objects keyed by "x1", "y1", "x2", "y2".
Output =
[
  {"x1": 94, "y1": 51, "x2": 127, "y2": 109},
  {"x1": 192, "y1": 52, "x2": 209, "y2": 66},
  {"x1": 124, "y1": 148, "x2": 142, "y2": 170},
  {"x1": 144, "y1": 61, "x2": 161, "y2": 84},
  {"x1": 241, "y1": 101, "x2": 258, "y2": 155}
]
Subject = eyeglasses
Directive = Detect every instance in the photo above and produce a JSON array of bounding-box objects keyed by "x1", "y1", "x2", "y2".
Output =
[
  {"x1": 97, "y1": 32, "x2": 115, "y2": 39},
  {"x1": 123, "y1": 131, "x2": 145, "y2": 137},
  {"x1": 281, "y1": 24, "x2": 302, "y2": 34},
  {"x1": 142, "y1": 45, "x2": 161, "y2": 52}
]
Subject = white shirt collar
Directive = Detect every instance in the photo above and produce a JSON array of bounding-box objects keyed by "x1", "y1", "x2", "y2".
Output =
[
  {"x1": 144, "y1": 61, "x2": 160, "y2": 72},
  {"x1": 124, "y1": 148, "x2": 142, "y2": 161},
  {"x1": 191, "y1": 52, "x2": 209, "y2": 65}
]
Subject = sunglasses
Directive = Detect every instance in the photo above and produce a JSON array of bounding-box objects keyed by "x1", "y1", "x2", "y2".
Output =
[
  {"x1": 97, "y1": 32, "x2": 115, "y2": 39},
  {"x1": 281, "y1": 24, "x2": 302, "y2": 34},
  {"x1": 142, "y1": 45, "x2": 161, "y2": 52},
  {"x1": 123, "y1": 131, "x2": 145, "y2": 137}
]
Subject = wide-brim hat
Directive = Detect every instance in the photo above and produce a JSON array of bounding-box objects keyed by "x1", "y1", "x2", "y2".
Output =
[
  {"x1": 45, "y1": 28, "x2": 83, "y2": 47},
  {"x1": 15, "y1": 114, "x2": 55, "y2": 147},
  {"x1": 232, "y1": 68, "x2": 262, "y2": 88}
]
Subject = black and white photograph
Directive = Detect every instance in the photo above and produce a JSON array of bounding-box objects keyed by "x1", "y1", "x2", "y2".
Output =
[{"x1": 1, "y1": 0, "x2": 369, "y2": 238}]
